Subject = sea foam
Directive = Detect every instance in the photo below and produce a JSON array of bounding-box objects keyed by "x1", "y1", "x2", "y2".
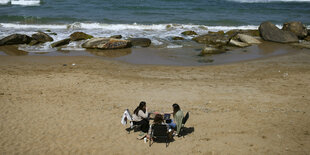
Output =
[
  {"x1": 0, "y1": 0, "x2": 10, "y2": 4},
  {"x1": 11, "y1": 0, "x2": 40, "y2": 6}
]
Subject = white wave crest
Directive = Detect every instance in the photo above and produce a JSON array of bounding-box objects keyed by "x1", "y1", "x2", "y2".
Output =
[
  {"x1": 227, "y1": 0, "x2": 310, "y2": 3},
  {"x1": 0, "y1": 22, "x2": 265, "y2": 32},
  {"x1": 11, "y1": 0, "x2": 40, "y2": 6},
  {"x1": 0, "y1": 0, "x2": 10, "y2": 4},
  {"x1": 0, "y1": 23, "x2": 67, "y2": 29}
]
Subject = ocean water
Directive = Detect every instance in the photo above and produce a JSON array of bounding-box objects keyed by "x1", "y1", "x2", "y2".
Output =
[{"x1": 0, "y1": 0, "x2": 309, "y2": 64}]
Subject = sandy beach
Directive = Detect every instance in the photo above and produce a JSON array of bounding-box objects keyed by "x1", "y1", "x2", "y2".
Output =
[{"x1": 0, "y1": 48, "x2": 310, "y2": 154}]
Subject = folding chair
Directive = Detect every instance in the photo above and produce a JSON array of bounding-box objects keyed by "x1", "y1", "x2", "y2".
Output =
[
  {"x1": 180, "y1": 112, "x2": 189, "y2": 136},
  {"x1": 149, "y1": 124, "x2": 169, "y2": 147},
  {"x1": 124, "y1": 109, "x2": 142, "y2": 133}
]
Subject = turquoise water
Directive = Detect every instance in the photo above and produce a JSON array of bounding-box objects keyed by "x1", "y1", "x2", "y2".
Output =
[
  {"x1": 0, "y1": 0, "x2": 309, "y2": 65},
  {"x1": 0, "y1": 0, "x2": 309, "y2": 25}
]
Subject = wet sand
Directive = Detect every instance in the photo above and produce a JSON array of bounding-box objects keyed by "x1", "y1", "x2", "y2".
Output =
[
  {"x1": 0, "y1": 41, "x2": 304, "y2": 66},
  {"x1": 0, "y1": 47, "x2": 310, "y2": 154}
]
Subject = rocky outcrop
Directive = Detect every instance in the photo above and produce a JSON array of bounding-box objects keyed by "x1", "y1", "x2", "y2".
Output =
[
  {"x1": 0, "y1": 34, "x2": 32, "y2": 46},
  {"x1": 192, "y1": 33, "x2": 230, "y2": 46},
  {"x1": 28, "y1": 40, "x2": 40, "y2": 46},
  {"x1": 70, "y1": 32, "x2": 93, "y2": 41},
  {"x1": 199, "y1": 46, "x2": 227, "y2": 56},
  {"x1": 82, "y1": 38, "x2": 131, "y2": 49},
  {"x1": 128, "y1": 38, "x2": 151, "y2": 47},
  {"x1": 181, "y1": 31, "x2": 198, "y2": 36},
  {"x1": 226, "y1": 29, "x2": 260, "y2": 37},
  {"x1": 229, "y1": 39, "x2": 249, "y2": 48},
  {"x1": 291, "y1": 41, "x2": 310, "y2": 49},
  {"x1": 208, "y1": 31, "x2": 225, "y2": 35},
  {"x1": 235, "y1": 34, "x2": 261, "y2": 44},
  {"x1": 282, "y1": 21, "x2": 308, "y2": 39},
  {"x1": 32, "y1": 31, "x2": 54, "y2": 43},
  {"x1": 51, "y1": 38, "x2": 71, "y2": 48},
  {"x1": 259, "y1": 21, "x2": 298, "y2": 43},
  {"x1": 110, "y1": 35, "x2": 122, "y2": 39},
  {"x1": 304, "y1": 36, "x2": 310, "y2": 41},
  {"x1": 172, "y1": 36, "x2": 185, "y2": 40}
]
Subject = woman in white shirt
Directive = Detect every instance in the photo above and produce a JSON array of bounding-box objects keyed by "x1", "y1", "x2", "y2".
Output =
[{"x1": 132, "y1": 101, "x2": 149, "y2": 133}]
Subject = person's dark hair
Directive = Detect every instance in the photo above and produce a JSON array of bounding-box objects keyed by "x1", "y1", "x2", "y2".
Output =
[
  {"x1": 134, "y1": 101, "x2": 146, "y2": 115},
  {"x1": 153, "y1": 114, "x2": 164, "y2": 124},
  {"x1": 172, "y1": 103, "x2": 181, "y2": 115}
]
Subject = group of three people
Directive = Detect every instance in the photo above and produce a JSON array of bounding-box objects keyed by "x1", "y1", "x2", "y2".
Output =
[{"x1": 132, "y1": 101, "x2": 184, "y2": 137}]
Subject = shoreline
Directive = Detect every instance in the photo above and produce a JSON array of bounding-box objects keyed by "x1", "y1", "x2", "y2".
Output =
[
  {"x1": 1, "y1": 40, "x2": 308, "y2": 66},
  {"x1": 0, "y1": 49, "x2": 310, "y2": 154}
]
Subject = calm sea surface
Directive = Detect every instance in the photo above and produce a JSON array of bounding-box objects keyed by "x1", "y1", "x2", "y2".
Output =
[{"x1": 0, "y1": 0, "x2": 310, "y2": 25}]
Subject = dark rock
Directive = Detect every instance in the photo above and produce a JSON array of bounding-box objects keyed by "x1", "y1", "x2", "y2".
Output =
[
  {"x1": 208, "y1": 31, "x2": 225, "y2": 35},
  {"x1": 0, "y1": 34, "x2": 32, "y2": 46},
  {"x1": 51, "y1": 38, "x2": 71, "y2": 48},
  {"x1": 282, "y1": 21, "x2": 308, "y2": 39},
  {"x1": 70, "y1": 32, "x2": 93, "y2": 41},
  {"x1": 32, "y1": 31, "x2": 54, "y2": 43},
  {"x1": 199, "y1": 46, "x2": 227, "y2": 56},
  {"x1": 304, "y1": 36, "x2": 310, "y2": 41},
  {"x1": 48, "y1": 32, "x2": 57, "y2": 36},
  {"x1": 110, "y1": 35, "x2": 122, "y2": 39},
  {"x1": 259, "y1": 21, "x2": 298, "y2": 43},
  {"x1": 28, "y1": 40, "x2": 40, "y2": 46},
  {"x1": 82, "y1": 38, "x2": 131, "y2": 49},
  {"x1": 226, "y1": 29, "x2": 260, "y2": 38},
  {"x1": 291, "y1": 42, "x2": 310, "y2": 49},
  {"x1": 46, "y1": 29, "x2": 51, "y2": 32},
  {"x1": 181, "y1": 31, "x2": 198, "y2": 36},
  {"x1": 192, "y1": 33, "x2": 229, "y2": 46},
  {"x1": 172, "y1": 36, "x2": 185, "y2": 40},
  {"x1": 128, "y1": 38, "x2": 151, "y2": 47},
  {"x1": 86, "y1": 48, "x2": 131, "y2": 57}
]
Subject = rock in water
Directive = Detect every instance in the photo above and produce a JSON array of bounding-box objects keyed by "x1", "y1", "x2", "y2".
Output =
[
  {"x1": 229, "y1": 39, "x2": 250, "y2": 48},
  {"x1": 304, "y1": 36, "x2": 310, "y2": 41},
  {"x1": 110, "y1": 35, "x2": 122, "y2": 39},
  {"x1": 192, "y1": 34, "x2": 230, "y2": 46},
  {"x1": 70, "y1": 32, "x2": 93, "y2": 41},
  {"x1": 0, "y1": 34, "x2": 32, "y2": 46},
  {"x1": 226, "y1": 30, "x2": 260, "y2": 37},
  {"x1": 259, "y1": 21, "x2": 298, "y2": 43},
  {"x1": 32, "y1": 31, "x2": 54, "y2": 43},
  {"x1": 172, "y1": 36, "x2": 185, "y2": 40},
  {"x1": 128, "y1": 38, "x2": 151, "y2": 47},
  {"x1": 181, "y1": 31, "x2": 198, "y2": 36},
  {"x1": 28, "y1": 40, "x2": 40, "y2": 46},
  {"x1": 199, "y1": 46, "x2": 227, "y2": 56},
  {"x1": 82, "y1": 38, "x2": 131, "y2": 49},
  {"x1": 236, "y1": 34, "x2": 261, "y2": 44},
  {"x1": 282, "y1": 21, "x2": 308, "y2": 39},
  {"x1": 51, "y1": 38, "x2": 71, "y2": 48}
]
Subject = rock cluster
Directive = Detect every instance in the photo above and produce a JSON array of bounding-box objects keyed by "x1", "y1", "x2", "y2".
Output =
[
  {"x1": 0, "y1": 31, "x2": 152, "y2": 50},
  {"x1": 0, "y1": 21, "x2": 309, "y2": 54},
  {"x1": 191, "y1": 21, "x2": 310, "y2": 56}
]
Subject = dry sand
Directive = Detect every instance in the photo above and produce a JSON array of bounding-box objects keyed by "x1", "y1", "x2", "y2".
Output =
[{"x1": 0, "y1": 49, "x2": 310, "y2": 154}]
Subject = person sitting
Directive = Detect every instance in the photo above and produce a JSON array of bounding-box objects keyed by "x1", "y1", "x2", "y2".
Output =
[
  {"x1": 132, "y1": 101, "x2": 149, "y2": 133},
  {"x1": 147, "y1": 114, "x2": 172, "y2": 139},
  {"x1": 166, "y1": 103, "x2": 184, "y2": 136}
]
